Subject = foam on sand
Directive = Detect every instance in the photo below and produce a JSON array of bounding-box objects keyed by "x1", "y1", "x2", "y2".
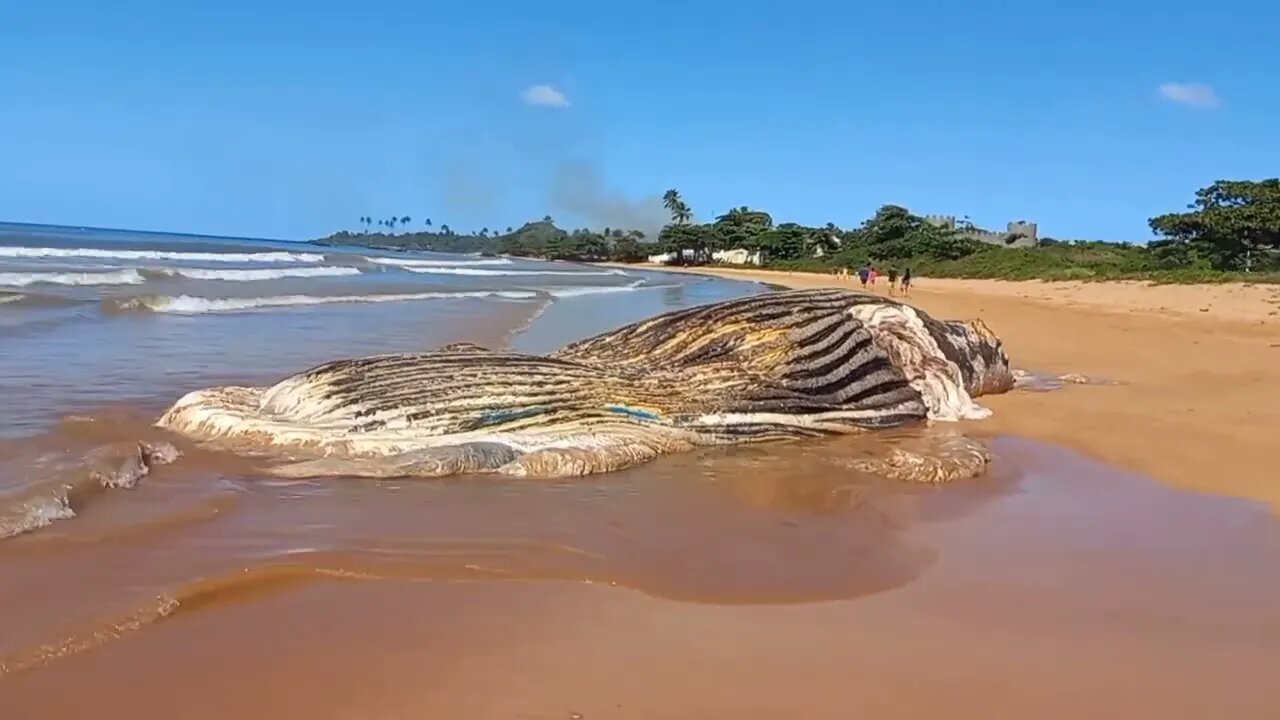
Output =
[
  {"x1": 105, "y1": 290, "x2": 539, "y2": 314},
  {"x1": 0, "y1": 246, "x2": 326, "y2": 263},
  {"x1": 0, "y1": 269, "x2": 146, "y2": 287}
]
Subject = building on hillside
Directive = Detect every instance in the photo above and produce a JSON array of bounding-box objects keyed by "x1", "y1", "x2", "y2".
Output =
[
  {"x1": 713, "y1": 248, "x2": 763, "y2": 265},
  {"x1": 923, "y1": 214, "x2": 1038, "y2": 248},
  {"x1": 646, "y1": 248, "x2": 763, "y2": 265}
]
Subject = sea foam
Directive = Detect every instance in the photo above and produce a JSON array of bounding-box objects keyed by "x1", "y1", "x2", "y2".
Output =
[
  {"x1": 107, "y1": 290, "x2": 540, "y2": 314},
  {"x1": 402, "y1": 266, "x2": 626, "y2": 277},
  {"x1": 364, "y1": 256, "x2": 513, "y2": 267},
  {"x1": 0, "y1": 269, "x2": 146, "y2": 287},
  {"x1": 0, "y1": 246, "x2": 326, "y2": 263},
  {"x1": 148, "y1": 266, "x2": 362, "y2": 281},
  {"x1": 545, "y1": 281, "x2": 661, "y2": 297}
]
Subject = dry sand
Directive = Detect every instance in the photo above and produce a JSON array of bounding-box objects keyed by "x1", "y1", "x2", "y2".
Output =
[{"x1": 624, "y1": 265, "x2": 1280, "y2": 510}]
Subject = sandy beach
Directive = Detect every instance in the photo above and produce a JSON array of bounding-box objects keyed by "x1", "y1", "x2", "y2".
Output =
[{"x1": 613, "y1": 265, "x2": 1280, "y2": 510}]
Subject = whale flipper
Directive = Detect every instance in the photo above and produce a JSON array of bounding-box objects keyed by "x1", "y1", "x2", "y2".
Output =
[{"x1": 267, "y1": 441, "x2": 524, "y2": 479}]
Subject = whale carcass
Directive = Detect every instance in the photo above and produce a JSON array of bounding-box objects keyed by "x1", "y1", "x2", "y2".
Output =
[{"x1": 155, "y1": 288, "x2": 1015, "y2": 481}]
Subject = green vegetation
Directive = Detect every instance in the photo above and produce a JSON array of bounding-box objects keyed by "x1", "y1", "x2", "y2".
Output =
[
  {"x1": 315, "y1": 178, "x2": 1280, "y2": 283},
  {"x1": 651, "y1": 178, "x2": 1280, "y2": 283},
  {"x1": 315, "y1": 218, "x2": 649, "y2": 262}
]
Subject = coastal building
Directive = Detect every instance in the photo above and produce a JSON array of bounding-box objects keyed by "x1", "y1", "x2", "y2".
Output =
[
  {"x1": 647, "y1": 248, "x2": 763, "y2": 265},
  {"x1": 923, "y1": 214, "x2": 1038, "y2": 248}
]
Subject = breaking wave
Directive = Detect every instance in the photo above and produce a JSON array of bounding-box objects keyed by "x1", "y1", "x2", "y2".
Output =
[
  {"x1": 364, "y1": 256, "x2": 512, "y2": 267},
  {"x1": 104, "y1": 290, "x2": 540, "y2": 314},
  {"x1": 0, "y1": 290, "x2": 79, "y2": 309},
  {"x1": 0, "y1": 269, "x2": 146, "y2": 287},
  {"x1": 0, "y1": 441, "x2": 181, "y2": 541},
  {"x1": 0, "y1": 246, "x2": 326, "y2": 263},
  {"x1": 144, "y1": 266, "x2": 362, "y2": 282},
  {"x1": 403, "y1": 266, "x2": 626, "y2": 277},
  {"x1": 0, "y1": 486, "x2": 78, "y2": 540},
  {"x1": 545, "y1": 281, "x2": 663, "y2": 297}
]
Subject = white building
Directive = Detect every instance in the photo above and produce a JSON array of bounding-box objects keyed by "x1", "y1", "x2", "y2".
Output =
[{"x1": 647, "y1": 248, "x2": 763, "y2": 266}]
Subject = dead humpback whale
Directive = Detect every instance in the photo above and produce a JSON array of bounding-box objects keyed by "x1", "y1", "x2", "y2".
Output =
[{"x1": 155, "y1": 289, "x2": 1014, "y2": 481}]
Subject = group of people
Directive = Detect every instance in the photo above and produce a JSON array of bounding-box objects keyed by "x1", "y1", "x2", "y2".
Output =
[{"x1": 834, "y1": 263, "x2": 912, "y2": 296}]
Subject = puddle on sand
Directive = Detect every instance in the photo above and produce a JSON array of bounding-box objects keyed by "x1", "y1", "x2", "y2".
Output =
[{"x1": 0, "y1": 435, "x2": 1277, "y2": 719}]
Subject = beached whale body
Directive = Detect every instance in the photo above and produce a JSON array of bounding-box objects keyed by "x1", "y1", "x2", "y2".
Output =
[{"x1": 155, "y1": 289, "x2": 1014, "y2": 481}]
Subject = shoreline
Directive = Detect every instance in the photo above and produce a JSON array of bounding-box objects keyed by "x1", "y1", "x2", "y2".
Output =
[{"x1": 609, "y1": 263, "x2": 1280, "y2": 510}]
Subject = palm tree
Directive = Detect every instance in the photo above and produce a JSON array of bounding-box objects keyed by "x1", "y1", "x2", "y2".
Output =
[
  {"x1": 663, "y1": 189, "x2": 681, "y2": 215},
  {"x1": 401, "y1": 216, "x2": 411, "y2": 226},
  {"x1": 480, "y1": 227, "x2": 489, "y2": 237},
  {"x1": 663, "y1": 189, "x2": 692, "y2": 225},
  {"x1": 542, "y1": 215, "x2": 554, "y2": 223},
  {"x1": 425, "y1": 218, "x2": 432, "y2": 228},
  {"x1": 506, "y1": 226, "x2": 513, "y2": 234}
]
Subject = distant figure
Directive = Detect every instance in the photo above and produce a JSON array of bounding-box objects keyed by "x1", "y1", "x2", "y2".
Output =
[
  {"x1": 857, "y1": 264, "x2": 870, "y2": 288},
  {"x1": 900, "y1": 267, "x2": 912, "y2": 297},
  {"x1": 887, "y1": 267, "x2": 899, "y2": 296},
  {"x1": 868, "y1": 267, "x2": 878, "y2": 288}
]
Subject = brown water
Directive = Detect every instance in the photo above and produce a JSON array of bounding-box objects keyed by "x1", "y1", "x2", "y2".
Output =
[
  {"x1": 3, "y1": 228, "x2": 1279, "y2": 718},
  {"x1": 2, "y1": 432, "x2": 1279, "y2": 718}
]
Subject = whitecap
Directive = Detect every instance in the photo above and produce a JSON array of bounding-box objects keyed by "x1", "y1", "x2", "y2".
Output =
[
  {"x1": 0, "y1": 269, "x2": 146, "y2": 287},
  {"x1": 402, "y1": 266, "x2": 626, "y2": 277},
  {"x1": 109, "y1": 290, "x2": 540, "y2": 314},
  {"x1": 0, "y1": 246, "x2": 326, "y2": 263},
  {"x1": 364, "y1": 256, "x2": 512, "y2": 267},
  {"x1": 150, "y1": 266, "x2": 362, "y2": 281}
]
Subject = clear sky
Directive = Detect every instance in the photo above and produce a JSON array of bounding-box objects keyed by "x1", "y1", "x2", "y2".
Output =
[{"x1": 1, "y1": 1, "x2": 1275, "y2": 242}]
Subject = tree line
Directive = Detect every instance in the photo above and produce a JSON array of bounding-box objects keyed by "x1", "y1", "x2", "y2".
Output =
[
  {"x1": 317, "y1": 216, "x2": 652, "y2": 262},
  {"x1": 651, "y1": 181, "x2": 1280, "y2": 278},
  {"x1": 317, "y1": 178, "x2": 1280, "y2": 281}
]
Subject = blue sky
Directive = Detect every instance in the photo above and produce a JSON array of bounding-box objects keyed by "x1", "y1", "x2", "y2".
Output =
[{"x1": 1, "y1": 1, "x2": 1275, "y2": 242}]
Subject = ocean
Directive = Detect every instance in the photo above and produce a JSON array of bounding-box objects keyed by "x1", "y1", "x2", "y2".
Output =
[
  {"x1": 2, "y1": 222, "x2": 1278, "y2": 718},
  {"x1": 0, "y1": 221, "x2": 764, "y2": 439}
]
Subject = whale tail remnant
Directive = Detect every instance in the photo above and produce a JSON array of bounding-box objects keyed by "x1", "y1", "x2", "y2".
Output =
[{"x1": 155, "y1": 289, "x2": 1014, "y2": 481}]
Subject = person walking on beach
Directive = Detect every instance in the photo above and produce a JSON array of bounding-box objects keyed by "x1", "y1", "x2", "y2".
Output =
[
  {"x1": 857, "y1": 264, "x2": 870, "y2": 289},
  {"x1": 868, "y1": 267, "x2": 878, "y2": 289},
  {"x1": 887, "y1": 267, "x2": 899, "y2": 296},
  {"x1": 900, "y1": 267, "x2": 912, "y2": 297}
]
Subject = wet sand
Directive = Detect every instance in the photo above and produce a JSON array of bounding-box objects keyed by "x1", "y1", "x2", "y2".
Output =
[
  {"x1": 623, "y1": 266, "x2": 1280, "y2": 510},
  {"x1": 3, "y1": 438, "x2": 1278, "y2": 718}
]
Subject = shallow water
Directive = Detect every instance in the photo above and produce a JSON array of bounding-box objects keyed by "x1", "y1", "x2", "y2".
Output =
[
  {"x1": 2, "y1": 224, "x2": 1278, "y2": 717},
  {"x1": 0, "y1": 223, "x2": 758, "y2": 437},
  {"x1": 2, "y1": 437, "x2": 1277, "y2": 718}
]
